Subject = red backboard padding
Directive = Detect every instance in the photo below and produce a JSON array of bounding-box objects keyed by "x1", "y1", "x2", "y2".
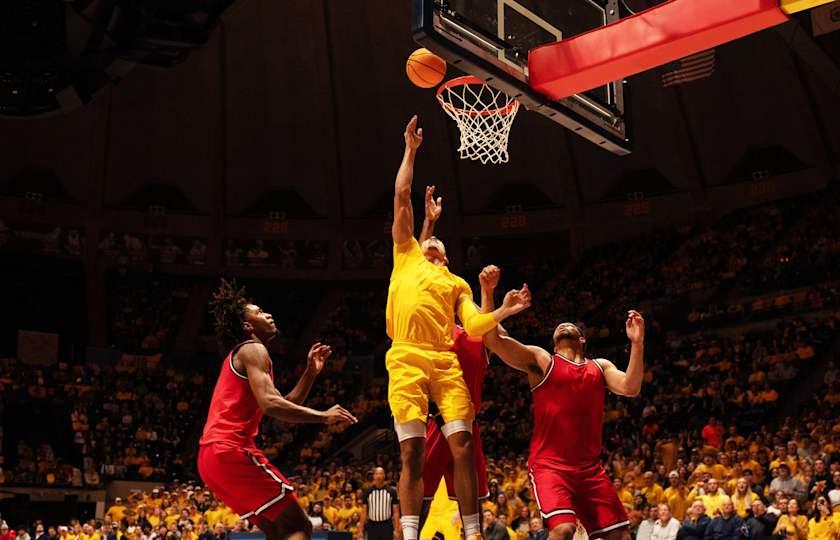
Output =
[{"x1": 528, "y1": 0, "x2": 788, "y2": 100}]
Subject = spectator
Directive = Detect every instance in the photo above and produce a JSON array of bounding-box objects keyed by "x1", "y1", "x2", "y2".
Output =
[
  {"x1": 231, "y1": 520, "x2": 248, "y2": 534},
  {"x1": 767, "y1": 494, "x2": 789, "y2": 517},
  {"x1": 224, "y1": 241, "x2": 243, "y2": 266},
  {"x1": 808, "y1": 496, "x2": 836, "y2": 540},
  {"x1": 526, "y1": 518, "x2": 548, "y2": 540},
  {"x1": 497, "y1": 515, "x2": 516, "y2": 540},
  {"x1": 512, "y1": 508, "x2": 532, "y2": 535},
  {"x1": 0, "y1": 525, "x2": 13, "y2": 540},
  {"x1": 642, "y1": 472, "x2": 666, "y2": 507},
  {"x1": 211, "y1": 524, "x2": 226, "y2": 540},
  {"x1": 664, "y1": 473, "x2": 690, "y2": 521},
  {"x1": 677, "y1": 501, "x2": 711, "y2": 540},
  {"x1": 638, "y1": 505, "x2": 659, "y2": 540},
  {"x1": 45, "y1": 527, "x2": 57, "y2": 540},
  {"x1": 107, "y1": 497, "x2": 127, "y2": 522},
  {"x1": 829, "y1": 490, "x2": 840, "y2": 529},
  {"x1": 770, "y1": 464, "x2": 807, "y2": 504},
  {"x1": 188, "y1": 240, "x2": 206, "y2": 265},
  {"x1": 195, "y1": 523, "x2": 211, "y2": 540},
  {"x1": 15, "y1": 527, "x2": 30, "y2": 540},
  {"x1": 702, "y1": 419, "x2": 724, "y2": 449},
  {"x1": 809, "y1": 460, "x2": 831, "y2": 501},
  {"x1": 707, "y1": 498, "x2": 745, "y2": 540},
  {"x1": 33, "y1": 524, "x2": 47, "y2": 540},
  {"x1": 697, "y1": 479, "x2": 727, "y2": 517},
  {"x1": 336, "y1": 494, "x2": 358, "y2": 531},
  {"x1": 730, "y1": 479, "x2": 756, "y2": 519},
  {"x1": 309, "y1": 503, "x2": 328, "y2": 532},
  {"x1": 774, "y1": 500, "x2": 808, "y2": 540},
  {"x1": 483, "y1": 510, "x2": 508, "y2": 540},
  {"x1": 246, "y1": 240, "x2": 269, "y2": 266},
  {"x1": 99, "y1": 525, "x2": 115, "y2": 540},
  {"x1": 745, "y1": 500, "x2": 778, "y2": 540},
  {"x1": 652, "y1": 504, "x2": 681, "y2": 540}
]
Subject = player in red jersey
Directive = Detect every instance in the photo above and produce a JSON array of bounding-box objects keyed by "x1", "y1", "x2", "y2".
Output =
[
  {"x1": 480, "y1": 274, "x2": 644, "y2": 540},
  {"x1": 416, "y1": 193, "x2": 493, "y2": 523},
  {"x1": 198, "y1": 280, "x2": 357, "y2": 540},
  {"x1": 420, "y1": 326, "x2": 489, "y2": 509}
]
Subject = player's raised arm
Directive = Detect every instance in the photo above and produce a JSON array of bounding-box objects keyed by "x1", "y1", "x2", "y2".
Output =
[
  {"x1": 456, "y1": 282, "x2": 531, "y2": 338},
  {"x1": 284, "y1": 342, "x2": 331, "y2": 405},
  {"x1": 392, "y1": 115, "x2": 423, "y2": 245},
  {"x1": 238, "y1": 343, "x2": 358, "y2": 425},
  {"x1": 418, "y1": 185, "x2": 442, "y2": 244},
  {"x1": 478, "y1": 264, "x2": 500, "y2": 314},
  {"x1": 477, "y1": 275, "x2": 550, "y2": 380},
  {"x1": 595, "y1": 310, "x2": 645, "y2": 397}
]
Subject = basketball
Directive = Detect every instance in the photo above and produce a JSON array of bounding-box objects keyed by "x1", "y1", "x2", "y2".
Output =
[{"x1": 406, "y1": 48, "x2": 447, "y2": 88}]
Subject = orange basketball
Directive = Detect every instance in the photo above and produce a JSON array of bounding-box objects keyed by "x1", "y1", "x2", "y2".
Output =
[{"x1": 406, "y1": 48, "x2": 447, "y2": 88}]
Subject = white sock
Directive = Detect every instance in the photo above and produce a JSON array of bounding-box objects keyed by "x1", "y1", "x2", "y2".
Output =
[
  {"x1": 463, "y1": 513, "x2": 481, "y2": 538},
  {"x1": 401, "y1": 515, "x2": 420, "y2": 540}
]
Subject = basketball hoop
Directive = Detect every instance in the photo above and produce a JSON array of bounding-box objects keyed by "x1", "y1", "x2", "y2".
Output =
[{"x1": 436, "y1": 76, "x2": 520, "y2": 165}]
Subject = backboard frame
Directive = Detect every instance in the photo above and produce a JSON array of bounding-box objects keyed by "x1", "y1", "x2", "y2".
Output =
[{"x1": 411, "y1": 0, "x2": 632, "y2": 155}]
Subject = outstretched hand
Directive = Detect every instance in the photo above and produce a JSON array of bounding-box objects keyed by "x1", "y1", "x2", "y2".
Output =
[
  {"x1": 502, "y1": 283, "x2": 532, "y2": 315},
  {"x1": 306, "y1": 342, "x2": 332, "y2": 374},
  {"x1": 479, "y1": 265, "x2": 501, "y2": 290},
  {"x1": 625, "y1": 310, "x2": 645, "y2": 344},
  {"x1": 425, "y1": 185, "x2": 443, "y2": 221},
  {"x1": 322, "y1": 405, "x2": 358, "y2": 425},
  {"x1": 404, "y1": 115, "x2": 423, "y2": 151}
]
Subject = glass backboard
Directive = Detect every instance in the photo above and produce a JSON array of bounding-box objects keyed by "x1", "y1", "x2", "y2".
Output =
[{"x1": 412, "y1": 0, "x2": 632, "y2": 155}]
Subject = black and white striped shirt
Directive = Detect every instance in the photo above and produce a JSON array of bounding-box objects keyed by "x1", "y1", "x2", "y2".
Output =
[{"x1": 364, "y1": 485, "x2": 398, "y2": 523}]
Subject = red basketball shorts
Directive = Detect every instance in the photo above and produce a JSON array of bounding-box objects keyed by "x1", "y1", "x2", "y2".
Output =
[
  {"x1": 198, "y1": 444, "x2": 297, "y2": 529},
  {"x1": 422, "y1": 420, "x2": 489, "y2": 501},
  {"x1": 529, "y1": 460, "x2": 629, "y2": 535}
]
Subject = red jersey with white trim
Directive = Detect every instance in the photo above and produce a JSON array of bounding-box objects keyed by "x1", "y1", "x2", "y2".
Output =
[
  {"x1": 529, "y1": 354, "x2": 605, "y2": 467},
  {"x1": 200, "y1": 341, "x2": 271, "y2": 450},
  {"x1": 452, "y1": 326, "x2": 488, "y2": 407}
]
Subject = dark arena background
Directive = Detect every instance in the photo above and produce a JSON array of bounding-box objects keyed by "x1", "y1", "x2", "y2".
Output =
[{"x1": 1, "y1": 0, "x2": 840, "y2": 539}]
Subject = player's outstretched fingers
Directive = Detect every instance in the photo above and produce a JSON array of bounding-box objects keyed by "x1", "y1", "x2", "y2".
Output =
[{"x1": 338, "y1": 406, "x2": 358, "y2": 424}]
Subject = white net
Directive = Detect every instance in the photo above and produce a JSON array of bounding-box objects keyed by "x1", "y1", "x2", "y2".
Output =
[{"x1": 436, "y1": 76, "x2": 520, "y2": 165}]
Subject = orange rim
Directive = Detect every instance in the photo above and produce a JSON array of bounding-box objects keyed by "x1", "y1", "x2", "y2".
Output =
[{"x1": 436, "y1": 76, "x2": 519, "y2": 117}]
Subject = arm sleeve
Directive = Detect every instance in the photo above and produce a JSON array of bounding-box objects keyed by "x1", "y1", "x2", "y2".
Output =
[{"x1": 456, "y1": 282, "x2": 497, "y2": 337}]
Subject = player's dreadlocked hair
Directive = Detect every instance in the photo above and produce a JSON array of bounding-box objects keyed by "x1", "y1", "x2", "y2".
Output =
[{"x1": 209, "y1": 278, "x2": 251, "y2": 350}]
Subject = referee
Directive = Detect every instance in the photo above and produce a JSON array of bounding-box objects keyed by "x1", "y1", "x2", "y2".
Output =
[{"x1": 359, "y1": 467, "x2": 401, "y2": 540}]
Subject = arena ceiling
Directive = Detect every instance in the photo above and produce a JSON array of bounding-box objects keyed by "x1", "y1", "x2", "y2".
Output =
[{"x1": 0, "y1": 0, "x2": 839, "y2": 219}]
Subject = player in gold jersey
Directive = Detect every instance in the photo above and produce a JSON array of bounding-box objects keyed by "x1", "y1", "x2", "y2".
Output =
[{"x1": 388, "y1": 115, "x2": 530, "y2": 540}]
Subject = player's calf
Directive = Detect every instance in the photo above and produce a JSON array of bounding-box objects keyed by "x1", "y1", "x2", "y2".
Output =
[
  {"x1": 599, "y1": 527, "x2": 630, "y2": 540},
  {"x1": 445, "y1": 430, "x2": 481, "y2": 538},
  {"x1": 270, "y1": 503, "x2": 313, "y2": 540},
  {"x1": 549, "y1": 523, "x2": 577, "y2": 540}
]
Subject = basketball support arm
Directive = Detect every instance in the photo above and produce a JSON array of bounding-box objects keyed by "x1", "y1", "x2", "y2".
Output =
[{"x1": 528, "y1": 0, "x2": 833, "y2": 102}]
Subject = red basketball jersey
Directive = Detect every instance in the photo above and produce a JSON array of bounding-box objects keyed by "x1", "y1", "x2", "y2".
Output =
[
  {"x1": 529, "y1": 354, "x2": 606, "y2": 467},
  {"x1": 452, "y1": 326, "x2": 488, "y2": 408},
  {"x1": 200, "y1": 341, "x2": 270, "y2": 450}
]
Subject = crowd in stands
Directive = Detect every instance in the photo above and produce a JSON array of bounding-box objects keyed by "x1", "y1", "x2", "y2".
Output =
[
  {"x1": 106, "y1": 273, "x2": 192, "y2": 354},
  {"x1": 224, "y1": 239, "x2": 328, "y2": 270},
  {"x1": 0, "y1": 353, "x2": 203, "y2": 486},
  {"x1": 5, "y1": 407, "x2": 840, "y2": 540},
  {"x1": 3, "y1": 188, "x2": 840, "y2": 540},
  {"x1": 98, "y1": 233, "x2": 207, "y2": 268}
]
